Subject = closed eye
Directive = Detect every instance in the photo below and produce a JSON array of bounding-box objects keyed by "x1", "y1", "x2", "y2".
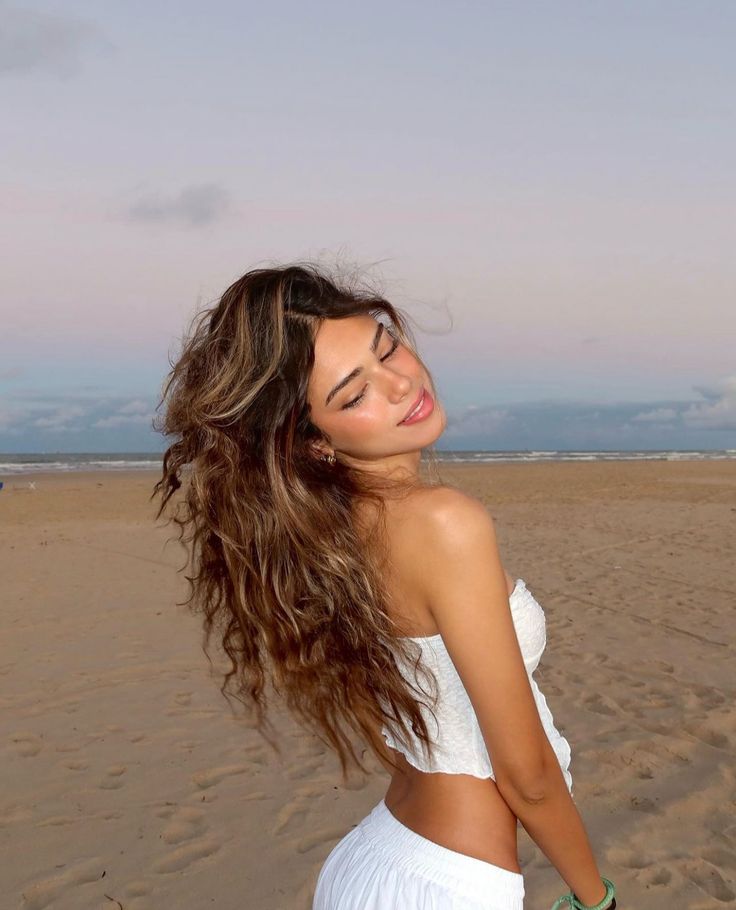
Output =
[{"x1": 341, "y1": 333, "x2": 400, "y2": 410}]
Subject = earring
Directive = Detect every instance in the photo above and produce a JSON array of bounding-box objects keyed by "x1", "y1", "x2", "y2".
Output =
[{"x1": 323, "y1": 452, "x2": 336, "y2": 465}]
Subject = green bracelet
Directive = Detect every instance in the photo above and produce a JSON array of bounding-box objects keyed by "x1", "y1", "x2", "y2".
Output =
[{"x1": 550, "y1": 876, "x2": 616, "y2": 909}]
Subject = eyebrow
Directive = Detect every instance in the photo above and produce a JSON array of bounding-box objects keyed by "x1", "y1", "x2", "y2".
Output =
[{"x1": 325, "y1": 322, "x2": 385, "y2": 406}]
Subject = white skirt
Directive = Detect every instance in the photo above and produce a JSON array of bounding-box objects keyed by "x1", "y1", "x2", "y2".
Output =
[{"x1": 312, "y1": 798, "x2": 525, "y2": 909}]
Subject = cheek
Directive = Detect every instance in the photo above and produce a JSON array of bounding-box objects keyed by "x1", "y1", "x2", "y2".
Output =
[
  {"x1": 345, "y1": 404, "x2": 385, "y2": 430},
  {"x1": 339, "y1": 399, "x2": 396, "y2": 438},
  {"x1": 396, "y1": 347, "x2": 420, "y2": 371}
]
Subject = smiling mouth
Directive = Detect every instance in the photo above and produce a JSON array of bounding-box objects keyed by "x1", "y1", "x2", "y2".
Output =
[{"x1": 399, "y1": 387, "x2": 425, "y2": 424}]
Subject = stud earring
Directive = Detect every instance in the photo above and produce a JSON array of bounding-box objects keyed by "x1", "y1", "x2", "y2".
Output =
[{"x1": 322, "y1": 452, "x2": 336, "y2": 465}]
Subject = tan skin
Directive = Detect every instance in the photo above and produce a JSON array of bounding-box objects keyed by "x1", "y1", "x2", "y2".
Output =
[
  {"x1": 307, "y1": 314, "x2": 611, "y2": 904},
  {"x1": 366, "y1": 492, "x2": 524, "y2": 874},
  {"x1": 306, "y1": 313, "x2": 521, "y2": 872}
]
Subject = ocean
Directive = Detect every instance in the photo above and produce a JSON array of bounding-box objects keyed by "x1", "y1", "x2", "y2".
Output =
[{"x1": 1, "y1": 449, "x2": 735, "y2": 475}]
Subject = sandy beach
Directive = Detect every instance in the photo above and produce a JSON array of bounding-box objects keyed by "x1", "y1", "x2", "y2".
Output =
[{"x1": 1, "y1": 459, "x2": 734, "y2": 910}]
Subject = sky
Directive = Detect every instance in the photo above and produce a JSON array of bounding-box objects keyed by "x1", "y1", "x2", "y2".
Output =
[{"x1": 1, "y1": 0, "x2": 734, "y2": 453}]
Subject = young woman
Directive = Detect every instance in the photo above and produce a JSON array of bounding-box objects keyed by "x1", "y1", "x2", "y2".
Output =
[{"x1": 152, "y1": 263, "x2": 617, "y2": 910}]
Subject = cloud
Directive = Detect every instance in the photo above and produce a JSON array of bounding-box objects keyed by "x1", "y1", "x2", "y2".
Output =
[
  {"x1": 32, "y1": 404, "x2": 87, "y2": 431},
  {"x1": 0, "y1": 4, "x2": 111, "y2": 78},
  {"x1": 438, "y1": 374, "x2": 736, "y2": 449},
  {"x1": 0, "y1": 366, "x2": 24, "y2": 380},
  {"x1": 631, "y1": 407, "x2": 679, "y2": 424},
  {"x1": 0, "y1": 390, "x2": 155, "y2": 435},
  {"x1": 117, "y1": 398, "x2": 152, "y2": 415},
  {"x1": 0, "y1": 405, "x2": 21, "y2": 432},
  {"x1": 127, "y1": 183, "x2": 231, "y2": 227},
  {"x1": 1, "y1": 376, "x2": 734, "y2": 452},
  {"x1": 681, "y1": 375, "x2": 736, "y2": 431},
  {"x1": 445, "y1": 406, "x2": 511, "y2": 436},
  {"x1": 91, "y1": 397, "x2": 155, "y2": 428},
  {"x1": 691, "y1": 375, "x2": 736, "y2": 402},
  {"x1": 92, "y1": 412, "x2": 153, "y2": 429}
]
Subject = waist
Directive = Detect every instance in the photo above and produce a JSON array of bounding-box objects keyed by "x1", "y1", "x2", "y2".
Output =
[{"x1": 383, "y1": 749, "x2": 521, "y2": 873}]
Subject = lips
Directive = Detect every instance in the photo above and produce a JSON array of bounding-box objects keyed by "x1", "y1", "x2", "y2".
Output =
[{"x1": 399, "y1": 387, "x2": 425, "y2": 424}]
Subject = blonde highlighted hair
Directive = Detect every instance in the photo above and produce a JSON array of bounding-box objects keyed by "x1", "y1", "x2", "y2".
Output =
[{"x1": 152, "y1": 262, "x2": 443, "y2": 781}]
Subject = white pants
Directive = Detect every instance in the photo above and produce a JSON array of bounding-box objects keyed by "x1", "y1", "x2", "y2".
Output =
[{"x1": 313, "y1": 798, "x2": 525, "y2": 909}]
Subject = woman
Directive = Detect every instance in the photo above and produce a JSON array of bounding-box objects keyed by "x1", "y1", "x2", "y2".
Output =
[{"x1": 152, "y1": 263, "x2": 617, "y2": 910}]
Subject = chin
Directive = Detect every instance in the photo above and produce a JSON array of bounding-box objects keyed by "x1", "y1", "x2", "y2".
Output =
[{"x1": 411, "y1": 406, "x2": 446, "y2": 448}]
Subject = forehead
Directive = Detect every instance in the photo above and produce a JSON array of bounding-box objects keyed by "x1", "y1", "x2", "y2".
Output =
[{"x1": 310, "y1": 313, "x2": 379, "y2": 384}]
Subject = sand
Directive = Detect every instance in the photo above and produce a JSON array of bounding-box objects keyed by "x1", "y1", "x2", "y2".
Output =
[{"x1": 1, "y1": 460, "x2": 734, "y2": 909}]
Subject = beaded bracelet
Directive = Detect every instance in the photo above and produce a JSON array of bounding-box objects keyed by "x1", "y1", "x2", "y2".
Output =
[{"x1": 550, "y1": 876, "x2": 616, "y2": 909}]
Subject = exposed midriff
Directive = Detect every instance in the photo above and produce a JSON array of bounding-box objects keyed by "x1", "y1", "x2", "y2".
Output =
[{"x1": 379, "y1": 744, "x2": 522, "y2": 874}]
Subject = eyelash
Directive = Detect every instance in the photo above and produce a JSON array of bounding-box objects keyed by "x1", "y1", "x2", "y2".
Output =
[{"x1": 342, "y1": 336, "x2": 400, "y2": 410}]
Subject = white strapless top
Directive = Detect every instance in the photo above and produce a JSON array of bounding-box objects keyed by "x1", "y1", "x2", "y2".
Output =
[{"x1": 380, "y1": 578, "x2": 573, "y2": 793}]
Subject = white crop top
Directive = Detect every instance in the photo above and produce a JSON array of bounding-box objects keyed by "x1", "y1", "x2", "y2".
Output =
[{"x1": 380, "y1": 578, "x2": 573, "y2": 793}]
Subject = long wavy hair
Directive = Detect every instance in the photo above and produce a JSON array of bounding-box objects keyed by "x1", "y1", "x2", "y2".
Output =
[{"x1": 151, "y1": 262, "x2": 445, "y2": 782}]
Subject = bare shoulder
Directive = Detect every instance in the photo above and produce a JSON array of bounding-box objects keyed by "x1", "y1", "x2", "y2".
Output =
[
  {"x1": 400, "y1": 483, "x2": 493, "y2": 532},
  {"x1": 405, "y1": 483, "x2": 552, "y2": 795},
  {"x1": 403, "y1": 484, "x2": 515, "y2": 594}
]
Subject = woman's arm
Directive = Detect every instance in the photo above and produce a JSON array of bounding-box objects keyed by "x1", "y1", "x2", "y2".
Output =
[{"x1": 415, "y1": 487, "x2": 612, "y2": 908}]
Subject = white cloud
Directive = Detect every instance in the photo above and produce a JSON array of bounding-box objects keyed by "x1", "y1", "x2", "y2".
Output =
[
  {"x1": 92, "y1": 412, "x2": 153, "y2": 428},
  {"x1": 0, "y1": 391, "x2": 155, "y2": 436},
  {"x1": 444, "y1": 406, "x2": 510, "y2": 438},
  {"x1": 681, "y1": 375, "x2": 736, "y2": 431},
  {"x1": 631, "y1": 407, "x2": 679, "y2": 423},
  {"x1": 32, "y1": 405, "x2": 87, "y2": 430},
  {"x1": 1, "y1": 378, "x2": 733, "y2": 450},
  {"x1": 117, "y1": 399, "x2": 151, "y2": 415}
]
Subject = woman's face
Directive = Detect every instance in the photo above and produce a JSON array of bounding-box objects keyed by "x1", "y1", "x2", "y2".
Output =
[{"x1": 307, "y1": 314, "x2": 446, "y2": 466}]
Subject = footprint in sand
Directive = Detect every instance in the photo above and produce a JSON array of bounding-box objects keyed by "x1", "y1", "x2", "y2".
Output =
[
  {"x1": 10, "y1": 731, "x2": 43, "y2": 757},
  {"x1": 628, "y1": 794, "x2": 657, "y2": 813},
  {"x1": 285, "y1": 758, "x2": 326, "y2": 781},
  {"x1": 173, "y1": 691, "x2": 193, "y2": 706},
  {"x1": 20, "y1": 856, "x2": 105, "y2": 910},
  {"x1": 272, "y1": 801, "x2": 309, "y2": 836},
  {"x1": 640, "y1": 865, "x2": 672, "y2": 887},
  {"x1": 295, "y1": 826, "x2": 352, "y2": 855},
  {"x1": 681, "y1": 857, "x2": 736, "y2": 903},
  {"x1": 36, "y1": 815, "x2": 78, "y2": 827},
  {"x1": 55, "y1": 741, "x2": 82, "y2": 754},
  {"x1": 161, "y1": 805, "x2": 207, "y2": 844},
  {"x1": 635, "y1": 765, "x2": 654, "y2": 780},
  {"x1": 702, "y1": 846, "x2": 736, "y2": 871},
  {"x1": 151, "y1": 835, "x2": 222, "y2": 873},
  {"x1": 691, "y1": 683, "x2": 727, "y2": 709},
  {"x1": 150, "y1": 793, "x2": 222, "y2": 875},
  {"x1": 607, "y1": 847, "x2": 652, "y2": 870},
  {"x1": 682, "y1": 721, "x2": 731, "y2": 750},
  {"x1": 99, "y1": 765, "x2": 127, "y2": 790},
  {"x1": 582, "y1": 693, "x2": 617, "y2": 717},
  {"x1": 0, "y1": 804, "x2": 32, "y2": 825},
  {"x1": 151, "y1": 801, "x2": 179, "y2": 819},
  {"x1": 191, "y1": 763, "x2": 249, "y2": 790},
  {"x1": 242, "y1": 790, "x2": 270, "y2": 801}
]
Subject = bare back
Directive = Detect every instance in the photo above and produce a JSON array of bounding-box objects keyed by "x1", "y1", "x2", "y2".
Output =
[{"x1": 355, "y1": 484, "x2": 523, "y2": 874}]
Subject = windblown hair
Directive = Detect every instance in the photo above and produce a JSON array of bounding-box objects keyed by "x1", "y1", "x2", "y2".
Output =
[{"x1": 151, "y1": 262, "x2": 444, "y2": 781}]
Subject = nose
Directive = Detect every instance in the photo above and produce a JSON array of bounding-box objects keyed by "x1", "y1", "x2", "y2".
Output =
[{"x1": 386, "y1": 371, "x2": 413, "y2": 402}]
